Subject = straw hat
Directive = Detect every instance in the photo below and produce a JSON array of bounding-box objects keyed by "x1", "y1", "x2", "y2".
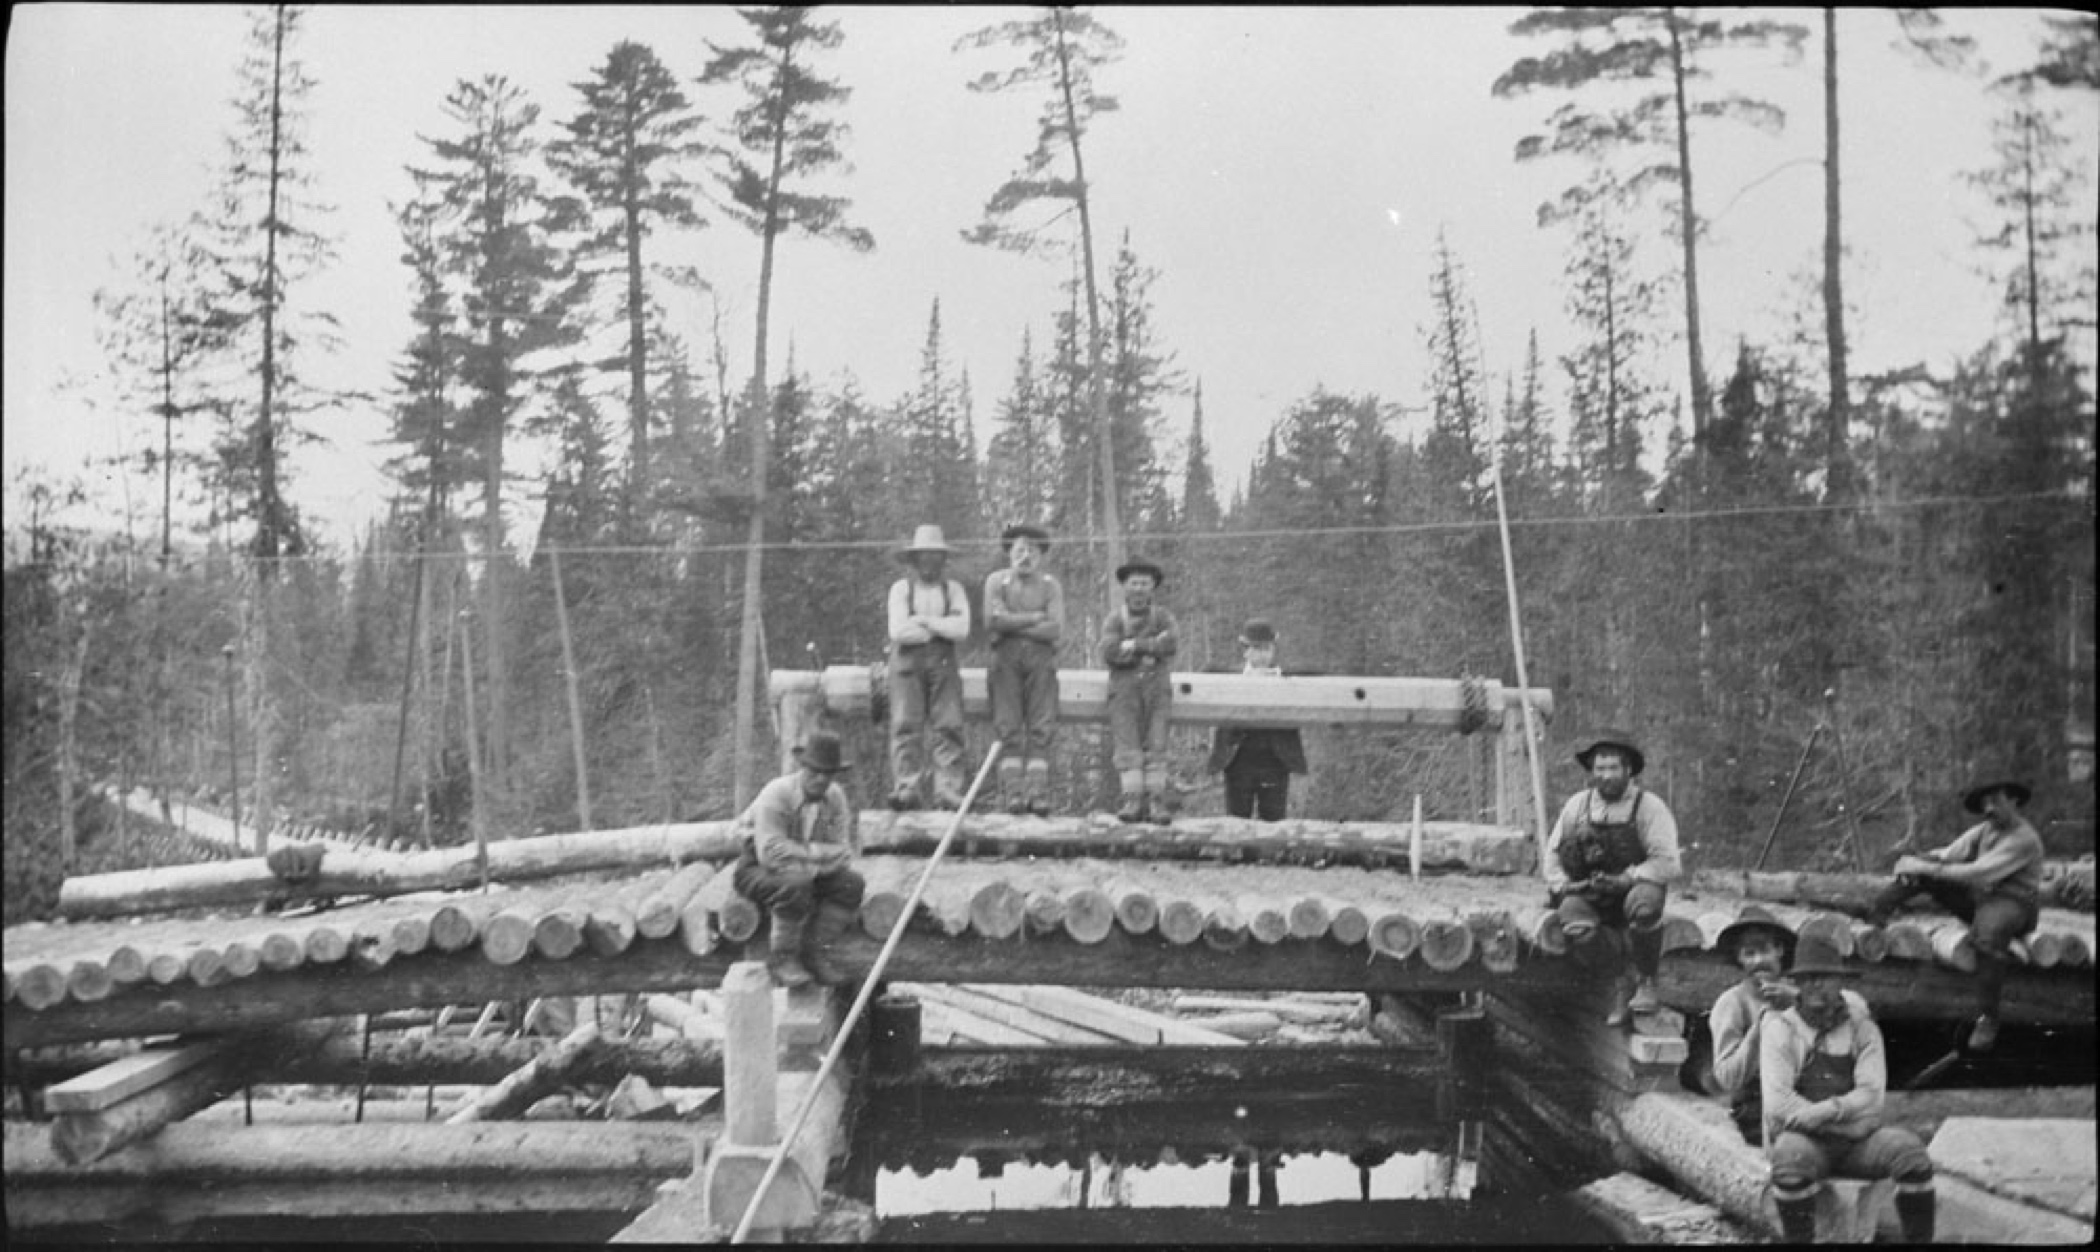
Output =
[{"x1": 896, "y1": 524, "x2": 953, "y2": 560}]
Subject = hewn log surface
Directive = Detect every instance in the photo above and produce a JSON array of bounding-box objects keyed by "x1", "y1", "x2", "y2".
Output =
[{"x1": 770, "y1": 665, "x2": 1555, "y2": 728}]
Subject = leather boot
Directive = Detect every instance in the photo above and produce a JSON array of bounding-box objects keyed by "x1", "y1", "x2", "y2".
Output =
[
  {"x1": 1774, "y1": 1192, "x2": 1819, "y2": 1244},
  {"x1": 803, "y1": 901, "x2": 859, "y2": 987},
  {"x1": 1024, "y1": 760, "x2": 1052, "y2": 817},
  {"x1": 1627, "y1": 924, "x2": 1664, "y2": 1013},
  {"x1": 766, "y1": 912, "x2": 814, "y2": 988},
  {"x1": 1894, "y1": 1188, "x2": 1935, "y2": 1244},
  {"x1": 1116, "y1": 770, "x2": 1146, "y2": 824},
  {"x1": 1000, "y1": 759, "x2": 1028, "y2": 814}
]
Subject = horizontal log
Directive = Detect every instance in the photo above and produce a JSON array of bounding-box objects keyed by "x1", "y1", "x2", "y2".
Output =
[
  {"x1": 45, "y1": 1041, "x2": 221, "y2": 1113},
  {"x1": 862, "y1": 810, "x2": 1537, "y2": 874},
  {"x1": 445, "y1": 1021, "x2": 603, "y2": 1124},
  {"x1": 1694, "y1": 864, "x2": 2096, "y2": 917},
  {"x1": 920, "y1": 999, "x2": 1048, "y2": 1047},
  {"x1": 56, "y1": 822, "x2": 748, "y2": 921},
  {"x1": 52, "y1": 1050, "x2": 245, "y2": 1164},
  {"x1": 635, "y1": 862, "x2": 716, "y2": 940},
  {"x1": 1569, "y1": 1171, "x2": 1762, "y2": 1244},
  {"x1": 1171, "y1": 995, "x2": 1362, "y2": 1025},
  {"x1": 770, "y1": 666, "x2": 1555, "y2": 730},
  {"x1": 4, "y1": 1119, "x2": 697, "y2": 1228},
  {"x1": 965, "y1": 984, "x2": 1246, "y2": 1047}
]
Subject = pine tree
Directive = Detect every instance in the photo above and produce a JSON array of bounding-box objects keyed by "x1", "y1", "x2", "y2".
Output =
[
  {"x1": 547, "y1": 40, "x2": 709, "y2": 504},
  {"x1": 698, "y1": 5, "x2": 873, "y2": 807},
  {"x1": 985, "y1": 329, "x2": 1058, "y2": 530},
  {"x1": 1180, "y1": 383, "x2": 1221, "y2": 534}
]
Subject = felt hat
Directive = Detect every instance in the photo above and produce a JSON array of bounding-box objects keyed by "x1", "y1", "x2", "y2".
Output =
[
  {"x1": 792, "y1": 730, "x2": 852, "y2": 774},
  {"x1": 1239, "y1": 617, "x2": 1278, "y2": 645},
  {"x1": 1788, "y1": 936, "x2": 1850, "y2": 979},
  {"x1": 1573, "y1": 729, "x2": 1645, "y2": 777},
  {"x1": 1715, "y1": 918, "x2": 1798, "y2": 967},
  {"x1": 1961, "y1": 778, "x2": 2032, "y2": 815},
  {"x1": 1000, "y1": 523, "x2": 1051, "y2": 552},
  {"x1": 1115, "y1": 558, "x2": 1165, "y2": 586},
  {"x1": 897, "y1": 524, "x2": 953, "y2": 560}
]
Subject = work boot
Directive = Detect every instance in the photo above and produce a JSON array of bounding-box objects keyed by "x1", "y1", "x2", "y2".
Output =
[
  {"x1": 766, "y1": 913, "x2": 814, "y2": 989},
  {"x1": 1148, "y1": 789, "x2": 1176, "y2": 827},
  {"x1": 1117, "y1": 794, "x2": 1146, "y2": 824},
  {"x1": 888, "y1": 783, "x2": 920, "y2": 812},
  {"x1": 803, "y1": 902, "x2": 859, "y2": 988},
  {"x1": 999, "y1": 759, "x2": 1027, "y2": 814},
  {"x1": 1774, "y1": 1193, "x2": 1819, "y2": 1244},
  {"x1": 1024, "y1": 761, "x2": 1053, "y2": 817},
  {"x1": 1894, "y1": 1188, "x2": 1936, "y2": 1244},
  {"x1": 1627, "y1": 975, "x2": 1661, "y2": 1015},
  {"x1": 1966, "y1": 1014, "x2": 1999, "y2": 1052}
]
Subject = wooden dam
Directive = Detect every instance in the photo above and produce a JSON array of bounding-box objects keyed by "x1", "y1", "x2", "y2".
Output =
[{"x1": 5, "y1": 668, "x2": 2093, "y2": 1243}]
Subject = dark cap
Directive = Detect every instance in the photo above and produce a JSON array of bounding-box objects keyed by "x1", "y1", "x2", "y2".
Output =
[{"x1": 792, "y1": 730, "x2": 852, "y2": 774}]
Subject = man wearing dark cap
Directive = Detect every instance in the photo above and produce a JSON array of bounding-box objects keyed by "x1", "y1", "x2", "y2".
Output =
[
  {"x1": 1865, "y1": 777, "x2": 2045, "y2": 1052},
  {"x1": 732, "y1": 731, "x2": 865, "y2": 989},
  {"x1": 1206, "y1": 617, "x2": 1308, "y2": 821},
  {"x1": 1705, "y1": 916, "x2": 1799, "y2": 1146},
  {"x1": 1760, "y1": 937, "x2": 1937, "y2": 1244},
  {"x1": 1100, "y1": 559, "x2": 1178, "y2": 824},
  {"x1": 1544, "y1": 730, "x2": 1683, "y2": 1023},
  {"x1": 983, "y1": 524, "x2": 1064, "y2": 815}
]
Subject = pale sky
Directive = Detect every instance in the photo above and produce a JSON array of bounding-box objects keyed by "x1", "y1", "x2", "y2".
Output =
[{"x1": 6, "y1": 6, "x2": 2093, "y2": 549}]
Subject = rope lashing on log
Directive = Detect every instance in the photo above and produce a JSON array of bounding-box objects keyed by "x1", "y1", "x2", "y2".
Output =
[{"x1": 729, "y1": 742, "x2": 1003, "y2": 1245}]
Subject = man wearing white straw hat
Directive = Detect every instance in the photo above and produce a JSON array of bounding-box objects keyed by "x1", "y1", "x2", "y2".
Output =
[{"x1": 885, "y1": 524, "x2": 972, "y2": 810}]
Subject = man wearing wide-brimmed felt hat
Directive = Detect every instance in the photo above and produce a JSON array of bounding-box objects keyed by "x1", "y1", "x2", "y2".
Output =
[
  {"x1": 885, "y1": 524, "x2": 973, "y2": 811},
  {"x1": 1099, "y1": 558, "x2": 1178, "y2": 824},
  {"x1": 1704, "y1": 916, "x2": 1798, "y2": 1146},
  {"x1": 1759, "y1": 936, "x2": 1938, "y2": 1244},
  {"x1": 983, "y1": 524, "x2": 1064, "y2": 815},
  {"x1": 1544, "y1": 729, "x2": 1683, "y2": 1024},
  {"x1": 732, "y1": 730, "x2": 865, "y2": 989},
  {"x1": 1865, "y1": 774, "x2": 2044, "y2": 1052}
]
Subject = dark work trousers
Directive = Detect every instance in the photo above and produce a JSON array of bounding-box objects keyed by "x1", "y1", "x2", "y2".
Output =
[
  {"x1": 1871, "y1": 875, "x2": 2038, "y2": 1017},
  {"x1": 1225, "y1": 765, "x2": 1290, "y2": 821},
  {"x1": 989, "y1": 636, "x2": 1059, "y2": 763},
  {"x1": 733, "y1": 854, "x2": 866, "y2": 923},
  {"x1": 889, "y1": 642, "x2": 966, "y2": 801}
]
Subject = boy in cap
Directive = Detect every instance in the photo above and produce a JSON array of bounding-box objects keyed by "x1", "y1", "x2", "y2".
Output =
[
  {"x1": 1099, "y1": 559, "x2": 1178, "y2": 824},
  {"x1": 983, "y1": 524, "x2": 1065, "y2": 815},
  {"x1": 1760, "y1": 937, "x2": 1937, "y2": 1244},
  {"x1": 1865, "y1": 776, "x2": 2044, "y2": 1053},
  {"x1": 1206, "y1": 617, "x2": 1308, "y2": 821},
  {"x1": 732, "y1": 731, "x2": 865, "y2": 988},
  {"x1": 1544, "y1": 729, "x2": 1683, "y2": 1023},
  {"x1": 885, "y1": 524, "x2": 972, "y2": 810},
  {"x1": 1705, "y1": 916, "x2": 1798, "y2": 1146}
]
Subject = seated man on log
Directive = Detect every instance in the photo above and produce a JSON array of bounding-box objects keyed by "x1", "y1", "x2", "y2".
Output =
[
  {"x1": 733, "y1": 730, "x2": 866, "y2": 989},
  {"x1": 1706, "y1": 917, "x2": 1798, "y2": 1146},
  {"x1": 1100, "y1": 558, "x2": 1179, "y2": 825},
  {"x1": 983, "y1": 523, "x2": 1064, "y2": 816},
  {"x1": 1544, "y1": 730, "x2": 1682, "y2": 1024},
  {"x1": 885, "y1": 524, "x2": 973, "y2": 811},
  {"x1": 1761, "y1": 936, "x2": 1936, "y2": 1244},
  {"x1": 1205, "y1": 617, "x2": 1309, "y2": 823},
  {"x1": 1864, "y1": 776, "x2": 2044, "y2": 1054}
]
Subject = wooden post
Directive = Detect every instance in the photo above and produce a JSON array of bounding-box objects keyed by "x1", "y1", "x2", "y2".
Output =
[
  {"x1": 719, "y1": 961, "x2": 778, "y2": 1149},
  {"x1": 457, "y1": 608, "x2": 490, "y2": 891},
  {"x1": 549, "y1": 549, "x2": 593, "y2": 833}
]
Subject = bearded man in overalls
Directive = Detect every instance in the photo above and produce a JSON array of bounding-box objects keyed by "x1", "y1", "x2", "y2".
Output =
[
  {"x1": 1759, "y1": 937, "x2": 1937, "y2": 1244},
  {"x1": 1544, "y1": 730, "x2": 1682, "y2": 1024}
]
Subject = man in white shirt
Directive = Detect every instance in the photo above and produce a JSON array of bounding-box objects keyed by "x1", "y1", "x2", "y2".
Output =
[
  {"x1": 886, "y1": 525, "x2": 972, "y2": 810},
  {"x1": 732, "y1": 731, "x2": 864, "y2": 988}
]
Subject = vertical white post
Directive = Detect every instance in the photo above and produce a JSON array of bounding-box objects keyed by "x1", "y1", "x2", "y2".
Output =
[{"x1": 720, "y1": 961, "x2": 778, "y2": 1148}]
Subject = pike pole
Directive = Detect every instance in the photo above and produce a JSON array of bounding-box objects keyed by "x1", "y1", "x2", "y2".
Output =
[{"x1": 1490, "y1": 455, "x2": 1555, "y2": 876}]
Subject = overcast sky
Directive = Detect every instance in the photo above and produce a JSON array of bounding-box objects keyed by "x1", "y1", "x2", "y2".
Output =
[{"x1": 6, "y1": 6, "x2": 2093, "y2": 549}]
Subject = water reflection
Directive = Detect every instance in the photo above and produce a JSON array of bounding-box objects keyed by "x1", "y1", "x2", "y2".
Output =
[{"x1": 878, "y1": 1144, "x2": 1476, "y2": 1215}]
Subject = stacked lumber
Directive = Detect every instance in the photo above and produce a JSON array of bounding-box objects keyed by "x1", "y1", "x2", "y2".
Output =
[{"x1": 900, "y1": 983, "x2": 1247, "y2": 1047}]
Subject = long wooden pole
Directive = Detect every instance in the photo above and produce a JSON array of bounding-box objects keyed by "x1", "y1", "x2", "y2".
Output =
[
  {"x1": 1489, "y1": 458, "x2": 1554, "y2": 874},
  {"x1": 549, "y1": 549, "x2": 593, "y2": 832},
  {"x1": 457, "y1": 602, "x2": 489, "y2": 892},
  {"x1": 730, "y1": 743, "x2": 1004, "y2": 1244}
]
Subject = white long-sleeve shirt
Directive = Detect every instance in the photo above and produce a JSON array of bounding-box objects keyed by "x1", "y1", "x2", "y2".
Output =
[{"x1": 887, "y1": 576, "x2": 970, "y2": 647}]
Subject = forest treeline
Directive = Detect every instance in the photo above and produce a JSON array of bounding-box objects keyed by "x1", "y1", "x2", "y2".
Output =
[{"x1": 5, "y1": 8, "x2": 2095, "y2": 923}]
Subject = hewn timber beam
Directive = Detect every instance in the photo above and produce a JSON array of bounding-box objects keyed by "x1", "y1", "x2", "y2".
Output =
[
  {"x1": 1693, "y1": 867, "x2": 2096, "y2": 917},
  {"x1": 866, "y1": 1043, "x2": 1441, "y2": 1096},
  {"x1": 3, "y1": 1120, "x2": 698, "y2": 1229},
  {"x1": 770, "y1": 666, "x2": 1554, "y2": 730},
  {"x1": 5, "y1": 929, "x2": 1572, "y2": 1049}
]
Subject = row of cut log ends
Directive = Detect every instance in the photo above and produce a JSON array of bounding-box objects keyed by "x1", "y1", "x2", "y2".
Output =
[{"x1": 11, "y1": 876, "x2": 2086, "y2": 1013}]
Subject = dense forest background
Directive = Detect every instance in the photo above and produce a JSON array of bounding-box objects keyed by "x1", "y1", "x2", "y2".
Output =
[{"x1": 6, "y1": 7, "x2": 2094, "y2": 924}]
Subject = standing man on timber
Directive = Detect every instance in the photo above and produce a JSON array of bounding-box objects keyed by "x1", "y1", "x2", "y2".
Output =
[
  {"x1": 1544, "y1": 730, "x2": 1683, "y2": 1024},
  {"x1": 1864, "y1": 776, "x2": 2045, "y2": 1052},
  {"x1": 1100, "y1": 558, "x2": 1178, "y2": 824},
  {"x1": 1206, "y1": 617, "x2": 1308, "y2": 821},
  {"x1": 1760, "y1": 937, "x2": 1938, "y2": 1244},
  {"x1": 885, "y1": 524, "x2": 972, "y2": 811},
  {"x1": 984, "y1": 523, "x2": 1064, "y2": 816},
  {"x1": 733, "y1": 730, "x2": 865, "y2": 988},
  {"x1": 1705, "y1": 917, "x2": 1799, "y2": 1146}
]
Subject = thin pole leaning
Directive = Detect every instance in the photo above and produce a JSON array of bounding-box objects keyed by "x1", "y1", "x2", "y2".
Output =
[
  {"x1": 1490, "y1": 457, "x2": 1555, "y2": 875},
  {"x1": 729, "y1": 742, "x2": 1005, "y2": 1244}
]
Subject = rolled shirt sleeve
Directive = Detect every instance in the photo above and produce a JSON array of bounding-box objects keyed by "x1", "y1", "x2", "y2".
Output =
[{"x1": 1708, "y1": 984, "x2": 1765, "y2": 1099}]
